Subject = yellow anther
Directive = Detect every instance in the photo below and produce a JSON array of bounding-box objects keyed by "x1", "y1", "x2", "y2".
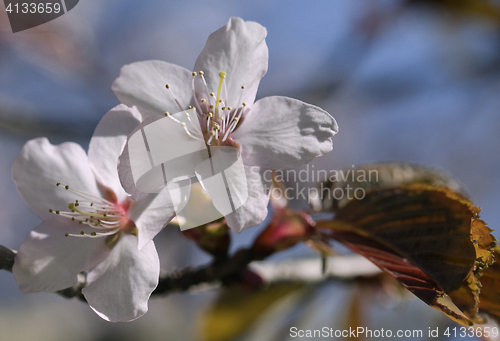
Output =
[
  {"x1": 199, "y1": 71, "x2": 204, "y2": 75},
  {"x1": 65, "y1": 233, "x2": 69, "y2": 237},
  {"x1": 221, "y1": 107, "x2": 226, "y2": 111},
  {"x1": 227, "y1": 106, "x2": 232, "y2": 111},
  {"x1": 201, "y1": 99, "x2": 206, "y2": 103},
  {"x1": 242, "y1": 103, "x2": 247, "y2": 106},
  {"x1": 181, "y1": 122, "x2": 186, "y2": 127},
  {"x1": 210, "y1": 105, "x2": 214, "y2": 109},
  {"x1": 56, "y1": 183, "x2": 61, "y2": 187},
  {"x1": 211, "y1": 130, "x2": 216, "y2": 136},
  {"x1": 218, "y1": 99, "x2": 223, "y2": 103},
  {"x1": 210, "y1": 92, "x2": 215, "y2": 97},
  {"x1": 192, "y1": 72, "x2": 197, "y2": 76},
  {"x1": 188, "y1": 106, "x2": 193, "y2": 109},
  {"x1": 65, "y1": 185, "x2": 69, "y2": 190},
  {"x1": 49, "y1": 209, "x2": 53, "y2": 213},
  {"x1": 91, "y1": 232, "x2": 97, "y2": 236},
  {"x1": 165, "y1": 111, "x2": 170, "y2": 116},
  {"x1": 241, "y1": 85, "x2": 245, "y2": 89},
  {"x1": 219, "y1": 71, "x2": 226, "y2": 79},
  {"x1": 185, "y1": 112, "x2": 190, "y2": 117},
  {"x1": 233, "y1": 117, "x2": 239, "y2": 122},
  {"x1": 56, "y1": 210, "x2": 60, "y2": 214},
  {"x1": 80, "y1": 231, "x2": 85, "y2": 235},
  {"x1": 208, "y1": 112, "x2": 213, "y2": 117},
  {"x1": 166, "y1": 84, "x2": 171, "y2": 89}
]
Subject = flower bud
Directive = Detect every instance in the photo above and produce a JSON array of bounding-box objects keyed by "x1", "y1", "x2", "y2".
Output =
[
  {"x1": 252, "y1": 208, "x2": 315, "y2": 259},
  {"x1": 181, "y1": 220, "x2": 230, "y2": 258}
]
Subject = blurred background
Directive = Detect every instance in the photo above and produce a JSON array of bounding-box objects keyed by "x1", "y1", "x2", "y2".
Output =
[{"x1": 1, "y1": 0, "x2": 500, "y2": 340}]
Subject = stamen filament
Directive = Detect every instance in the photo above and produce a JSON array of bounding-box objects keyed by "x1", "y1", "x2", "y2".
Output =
[
  {"x1": 199, "y1": 71, "x2": 212, "y2": 108},
  {"x1": 165, "y1": 84, "x2": 185, "y2": 111},
  {"x1": 214, "y1": 72, "x2": 226, "y2": 121},
  {"x1": 69, "y1": 203, "x2": 109, "y2": 220},
  {"x1": 191, "y1": 72, "x2": 204, "y2": 115},
  {"x1": 56, "y1": 183, "x2": 113, "y2": 205},
  {"x1": 66, "y1": 229, "x2": 120, "y2": 238}
]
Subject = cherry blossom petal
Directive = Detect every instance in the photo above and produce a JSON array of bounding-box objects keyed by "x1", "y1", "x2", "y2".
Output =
[
  {"x1": 82, "y1": 234, "x2": 159, "y2": 322},
  {"x1": 11, "y1": 138, "x2": 101, "y2": 220},
  {"x1": 193, "y1": 17, "x2": 268, "y2": 109},
  {"x1": 225, "y1": 166, "x2": 271, "y2": 233},
  {"x1": 112, "y1": 60, "x2": 193, "y2": 117},
  {"x1": 117, "y1": 114, "x2": 163, "y2": 201},
  {"x1": 128, "y1": 189, "x2": 175, "y2": 250},
  {"x1": 232, "y1": 96, "x2": 339, "y2": 169},
  {"x1": 88, "y1": 104, "x2": 143, "y2": 202},
  {"x1": 13, "y1": 217, "x2": 111, "y2": 294}
]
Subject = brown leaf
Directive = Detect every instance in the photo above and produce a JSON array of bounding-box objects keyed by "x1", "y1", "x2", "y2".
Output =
[
  {"x1": 332, "y1": 230, "x2": 472, "y2": 325},
  {"x1": 478, "y1": 249, "x2": 500, "y2": 323},
  {"x1": 319, "y1": 162, "x2": 463, "y2": 212},
  {"x1": 318, "y1": 185, "x2": 494, "y2": 325},
  {"x1": 406, "y1": 0, "x2": 500, "y2": 23}
]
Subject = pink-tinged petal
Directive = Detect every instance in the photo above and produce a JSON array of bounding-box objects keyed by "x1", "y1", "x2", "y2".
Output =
[
  {"x1": 128, "y1": 189, "x2": 175, "y2": 250},
  {"x1": 232, "y1": 96, "x2": 339, "y2": 169},
  {"x1": 112, "y1": 60, "x2": 193, "y2": 117},
  {"x1": 225, "y1": 166, "x2": 271, "y2": 233},
  {"x1": 88, "y1": 105, "x2": 143, "y2": 202},
  {"x1": 12, "y1": 138, "x2": 101, "y2": 220},
  {"x1": 13, "y1": 217, "x2": 111, "y2": 294},
  {"x1": 82, "y1": 234, "x2": 159, "y2": 322},
  {"x1": 193, "y1": 17, "x2": 268, "y2": 109}
]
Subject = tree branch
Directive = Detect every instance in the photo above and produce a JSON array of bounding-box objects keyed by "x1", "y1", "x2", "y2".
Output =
[
  {"x1": 153, "y1": 248, "x2": 255, "y2": 295},
  {"x1": 0, "y1": 245, "x2": 16, "y2": 272},
  {"x1": 0, "y1": 244, "x2": 381, "y2": 301}
]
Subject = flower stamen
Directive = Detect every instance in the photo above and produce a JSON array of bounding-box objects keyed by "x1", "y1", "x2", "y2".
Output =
[
  {"x1": 214, "y1": 71, "x2": 226, "y2": 121},
  {"x1": 51, "y1": 183, "x2": 129, "y2": 238},
  {"x1": 165, "y1": 84, "x2": 185, "y2": 111}
]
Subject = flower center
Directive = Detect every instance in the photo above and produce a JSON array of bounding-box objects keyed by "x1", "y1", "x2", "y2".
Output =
[
  {"x1": 164, "y1": 71, "x2": 248, "y2": 146},
  {"x1": 48, "y1": 183, "x2": 133, "y2": 238}
]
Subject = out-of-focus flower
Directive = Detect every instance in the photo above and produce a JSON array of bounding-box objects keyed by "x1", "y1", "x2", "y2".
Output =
[
  {"x1": 112, "y1": 17, "x2": 339, "y2": 233},
  {"x1": 11, "y1": 105, "x2": 173, "y2": 322},
  {"x1": 252, "y1": 207, "x2": 315, "y2": 259}
]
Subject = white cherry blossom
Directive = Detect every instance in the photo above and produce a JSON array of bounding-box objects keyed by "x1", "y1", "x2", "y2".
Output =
[
  {"x1": 113, "y1": 17, "x2": 339, "y2": 232},
  {"x1": 12, "y1": 105, "x2": 172, "y2": 322}
]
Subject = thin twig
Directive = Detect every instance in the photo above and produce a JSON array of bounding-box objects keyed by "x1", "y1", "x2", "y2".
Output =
[
  {"x1": 0, "y1": 244, "x2": 381, "y2": 301},
  {"x1": 0, "y1": 245, "x2": 16, "y2": 272}
]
